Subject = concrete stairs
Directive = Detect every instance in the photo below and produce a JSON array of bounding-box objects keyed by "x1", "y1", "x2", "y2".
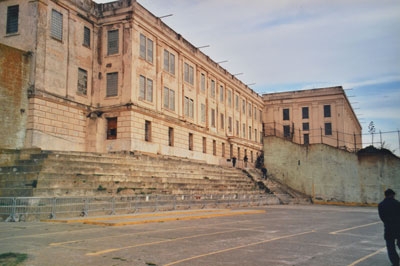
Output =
[
  {"x1": 0, "y1": 150, "x2": 268, "y2": 197},
  {"x1": 245, "y1": 168, "x2": 312, "y2": 205}
]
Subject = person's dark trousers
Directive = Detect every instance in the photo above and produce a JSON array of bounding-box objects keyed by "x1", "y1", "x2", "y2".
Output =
[{"x1": 385, "y1": 235, "x2": 400, "y2": 266}]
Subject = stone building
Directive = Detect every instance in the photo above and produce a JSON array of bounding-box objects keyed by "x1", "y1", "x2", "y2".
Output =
[
  {"x1": 262, "y1": 86, "x2": 362, "y2": 151},
  {"x1": 0, "y1": 0, "x2": 264, "y2": 166}
]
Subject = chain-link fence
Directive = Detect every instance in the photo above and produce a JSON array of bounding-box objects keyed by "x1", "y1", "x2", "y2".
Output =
[{"x1": 0, "y1": 194, "x2": 276, "y2": 222}]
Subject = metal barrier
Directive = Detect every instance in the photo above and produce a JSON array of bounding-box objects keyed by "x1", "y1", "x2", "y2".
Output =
[{"x1": 0, "y1": 194, "x2": 275, "y2": 222}]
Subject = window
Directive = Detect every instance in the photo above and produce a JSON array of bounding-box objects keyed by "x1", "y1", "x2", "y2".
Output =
[
  {"x1": 249, "y1": 126, "x2": 252, "y2": 140},
  {"x1": 106, "y1": 72, "x2": 118, "y2": 97},
  {"x1": 213, "y1": 140, "x2": 216, "y2": 155},
  {"x1": 283, "y1": 125, "x2": 291, "y2": 138},
  {"x1": 201, "y1": 74, "x2": 205, "y2": 92},
  {"x1": 259, "y1": 110, "x2": 262, "y2": 123},
  {"x1": 222, "y1": 143, "x2": 225, "y2": 157},
  {"x1": 163, "y1": 49, "x2": 175, "y2": 74},
  {"x1": 302, "y1": 107, "x2": 309, "y2": 119},
  {"x1": 203, "y1": 137, "x2": 207, "y2": 153},
  {"x1": 139, "y1": 75, "x2": 153, "y2": 102},
  {"x1": 254, "y1": 107, "x2": 257, "y2": 120},
  {"x1": 107, "y1": 30, "x2": 119, "y2": 55},
  {"x1": 106, "y1": 117, "x2": 117, "y2": 140},
  {"x1": 251, "y1": 151, "x2": 253, "y2": 163},
  {"x1": 243, "y1": 123, "x2": 246, "y2": 138},
  {"x1": 230, "y1": 144, "x2": 233, "y2": 158},
  {"x1": 228, "y1": 117, "x2": 232, "y2": 132},
  {"x1": 219, "y1": 85, "x2": 224, "y2": 102},
  {"x1": 6, "y1": 5, "x2": 19, "y2": 34},
  {"x1": 242, "y1": 99, "x2": 246, "y2": 114},
  {"x1": 236, "y1": 120, "x2": 239, "y2": 136},
  {"x1": 304, "y1": 134, "x2": 309, "y2": 145},
  {"x1": 228, "y1": 90, "x2": 232, "y2": 107},
  {"x1": 77, "y1": 68, "x2": 87, "y2": 95},
  {"x1": 248, "y1": 103, "x2": 252, "y2": 117},
  {"x1": 145, "y1": 120, "x2": 152, "y2": 142},
  {"x1": 211, "y1": 109, "x2": 216, "y2": 127},
  {"x1": 184, "y1": 63, "x2": 194, "y2": 85},
  {"x1": 184, "y1": 97, "x2": 194, "y2": 118},
  {"x1": 139, "y1": 33, "x2": 153, "y2": 63},
  {"x1": 235, "y1": 95, "x2": 239, "y2": 111},
  {"x1": 325, "y1": 122, "x2": 332, "y2": 135},
  {"x1": 51, "y1": 9, "x2": 63, "y2": 41},
  {"x1": 211, "y1": 80, "x2": 216, "y2": 98},
  {"x1": 201, "y1": 103, "x2": 206, "y2": 123},
  {"x1": 220, "y1": 113, "x2": 224, "y2": 129},
  {"x1": 189, "y1": 133, "x2": 193, "y2": 151},
  {"x1": 283, "y1": 108, "x2": 290, "y2": 120},
  {"x1": 83, "y1": 26, "x2": 90, "y2": 47},
  {"x1": 303, "y1": 123, "x2": 309, "y2": 131},
  {"x1": 163, "y1": 87, "x2": 175, "y2": 111},
  {"x1": 168, "y1": 127, "x2": 174, "y2": 146},
  {"x1": 324, "y1": 105, "x2": 331, "y2": 118},
  {"x1": 255, "y1": 129, "x2": 257, "y2": 142},
  {"x1": 237, "y1": 147, "x2": 241, "y2": 160}
]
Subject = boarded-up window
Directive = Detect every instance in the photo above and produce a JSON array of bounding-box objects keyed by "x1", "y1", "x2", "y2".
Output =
[
  {"x1": 222, "y1": 142, "x2": 225, "y2": 157},
  {"x1": 106, "y1": 72, "x2": 118, "y2": 97},
  {"x1": 254, "y1": 107, "x2": 257, "y2": 120},
  {"x1": 242, "y1": 99, "x2": 246, "y2": 114},
  {"x1": 235, "y1": 95, "x2": 239, "y2": 110},
  {"x1": 248, "y1": 103, "x2": 252, "y2": 117},
  {"x1": 243, "y1": 123, "x2": 246, "y2": 137},
  {"x1": 228, "y1": 90, "x2": 232, "y2": 106},
  {"x1": 6, "y1": 5, "x2": 19, "y2": 34},
  {"x1": 255, "y1": 129, "x2": 257, "y2": 142},
  {"x1": 189, "y1": 133, "x2": 193, "y2": 151},
  {"x1": 236, "y1": 120, "x2": 239, "y2": 136},
  {"x1": 169, "y1": 127, "x2": 174, "y2": 146},
  {"x1": 108, "y1": 30, "x2": 119, "y2": 55},
  {"x1": 228, "y1": 117, "x2": 232, "y2": 132},
  {"x1": 220, "y1": 85, "x2": 224, "y2": 102},
  {"x1": 145, "y1": 120, "x2": 152, "y2": 142},
  {"x1": 51, "y1": 9, "x2": 63, "y2": 41},
  {"x1": 249, "y1": 126, "x2": 252, "y2": 140},
  {"x1": 106, "y1": 117, "x2": 117, "y2": 140},
  {"x1": 83, "y1": 26, "x2": 90, "y2": 47},
  {"x1": 77, "y1": 68, "x2": 87, "y2": 95},
  {"x1": 220, "y1": 113, "x2": 224, "y2": 129},
  {"x1": 211, "y1": 80, "x2": 215, "y2": 98},
  {"x1": 259, "y1": 110, "x2": 262, "y2": 122},
  {"x1": 201, "y1": 103, "x2": 206, "y2": 123}
]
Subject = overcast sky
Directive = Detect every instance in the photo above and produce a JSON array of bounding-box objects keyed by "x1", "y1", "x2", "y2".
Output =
[{"x1": 95, "y1": 0, "x2": 400, "y2": 153}]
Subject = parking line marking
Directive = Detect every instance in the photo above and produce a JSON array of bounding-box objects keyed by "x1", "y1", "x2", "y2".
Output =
[
  {"x1": 50, "y1": 219, "x2": 263, "y2": 247},
  {"x1": 86, "y1": 228, "x2": 244, "y2": 256},
  {"x1": 41, "y1": 209, "x2": 231, "y2": 224},
  {"x1": 347, "y1": 247, "x2": 386, "y2": 266},
  {"x1": 83, "y1": 210, "x2": 265, "y2": 226},
  {"x1": 329, "y1": 222, "x2": 380, "y2": 235},
  {"x1": 164, "y1": 230, "x2": 315, "y2": 266}
]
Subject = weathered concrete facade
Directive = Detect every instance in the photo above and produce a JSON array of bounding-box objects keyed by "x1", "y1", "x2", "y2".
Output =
[
  {"x1": 262, "y1": 87, "x2": 362, "y2": 151},
  {"x1": 264, "y1": 137, "x2": 400, "y2": 204},
  {"x1": 0, "y1": 43, "x2": 31, "y2": 149},
  {"x1": 0, "y1": 0, "x2": 263, "y2": 166}
]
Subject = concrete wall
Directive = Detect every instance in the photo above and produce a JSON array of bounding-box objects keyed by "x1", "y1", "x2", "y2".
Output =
[
  {"x1": 0, "y1": 43, "x2": 31, "y2": 149},
  {"x1": 264, "y1": 136, "x2": 400, "y2": 204}
]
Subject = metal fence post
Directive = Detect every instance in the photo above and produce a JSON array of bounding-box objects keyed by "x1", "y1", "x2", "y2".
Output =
[
  {"x1": 82, "y1": 198, "x2": 88, "y2": 217},
  {"x1": 5, "y1": 198, "x2": 17, "y2": 222},
  {"x1": 50, "y1": 197, "x2": 56, "y2": 219}
]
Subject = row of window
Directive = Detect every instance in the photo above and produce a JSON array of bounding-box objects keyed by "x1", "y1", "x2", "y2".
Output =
[
  {"x1": 283, "y1": 122, "x2": 333, "y2": 138},
  {"x1": 283, "y1": 105, "x2": 331, "y2": 121},
  {"x1": 106, "y1": 118, "x2": 258, "y2": 160}
]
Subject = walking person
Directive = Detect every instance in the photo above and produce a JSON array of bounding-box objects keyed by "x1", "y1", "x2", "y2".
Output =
[
  {"x1": 232, "y1": 156, "x2": 237, "y2": 168},
  {"x1": 261, "y1": 166, "x2": 267, "y2": 180},
  {"x1": 378, "y1": 189, "x2": 400, "y2": 266}
]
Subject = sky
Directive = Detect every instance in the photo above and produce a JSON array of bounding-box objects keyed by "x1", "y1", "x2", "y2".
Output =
[{"x1": 95, "y1": 0, "x2": 400, "y2": 154}]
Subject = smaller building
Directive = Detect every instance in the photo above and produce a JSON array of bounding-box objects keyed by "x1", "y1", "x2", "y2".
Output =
[{"x1": 262, "y1": 86, "x2": 362, "y2": 151}]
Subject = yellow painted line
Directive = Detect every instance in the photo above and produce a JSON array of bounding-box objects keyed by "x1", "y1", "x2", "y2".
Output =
[
  {"x1": 164, "y1": 230, "x2": 315, "y2": 266},
  {"x1": 84, "y1": 210, "x2": 266, "y2": 226},
  {"x1": 0, "y1": 227, "x2": 103, "y2": 241},
  {"x1": 41, "y1": 209, "x2": 231, "y2": 224},
  {"x1": 314, "y1": 201, "x2": 378, "y2": 207},
  {"x1": 50, "y1": 218, "x2": 262, "y2": 247},
  {"x1": 329, "y1": 221, "x2": 380, "y2": 235},
  {"x1": 347, "y1": 247, "x2": 386, "y2": 266},
  {"x1": 86, "y1": 228, "x2": 246, "y2": 256}
]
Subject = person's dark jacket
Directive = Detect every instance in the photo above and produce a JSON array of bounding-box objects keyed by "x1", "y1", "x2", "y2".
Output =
[{"x1": 378, "y1": 197, "x2": 400, "y2": 239}]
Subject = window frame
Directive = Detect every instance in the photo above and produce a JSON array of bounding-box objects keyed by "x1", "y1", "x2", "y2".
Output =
[
  {"x1": 51, "y1": 9, "x2": 63, "y2": 41},
  {"x1": 163, "y1": 49, "x2": 175, "y2": 75},
  {"x1": 325, "y1": 122, "x2": 332, "y2": 136},
  {"x1": 163, "y1": 87, "x2": 175, "y2": 111},
  {"x1": 145, "y1": 120, "x2": 152, "y2": 142},
  {"x1": 302, "y1": 107, "x2": 309, "y2": 119},
  {"x1": 6, "y1": 5, "x2": 19, "y2": 35},
  {"x1": 77, "y1": 68, "x2": 88, "y2": 95},
  {"x1": 302, "y1": 122, "x2": 309, "y2": 131},
  {"x1": 107, "y1": 29, "x2": 119, "y2": 55},
  {"x1": 283, "y1": 108, "x2": 290, "y2": 121},
  {"x1": 139, "y1": 33, "x2": 153, "y2": 63},
  {"x1": 106, "y1": 72, "x2": 118, "y2": 97},
  {"x1": 184, "y1": 63, "x2": 194, "y2": 85},
  {"x1": 83, "y1": 26, "x2": 91, "y2": 48},
  {"x1": 139, "y1": 75, "x2": 153, "y2": 102},
  {"x1": 324, "y1": 105, "x2": 331, "y2": 118}
]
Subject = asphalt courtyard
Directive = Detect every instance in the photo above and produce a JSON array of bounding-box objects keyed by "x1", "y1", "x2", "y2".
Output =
[{"x1": 0, "y1": 204, "x2": 391, "y2": 266}]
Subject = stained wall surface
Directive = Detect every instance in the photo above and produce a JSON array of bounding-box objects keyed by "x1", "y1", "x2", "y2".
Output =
[{"x1": 264, "y1": 136, "x2": 400, "y2": 204}]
